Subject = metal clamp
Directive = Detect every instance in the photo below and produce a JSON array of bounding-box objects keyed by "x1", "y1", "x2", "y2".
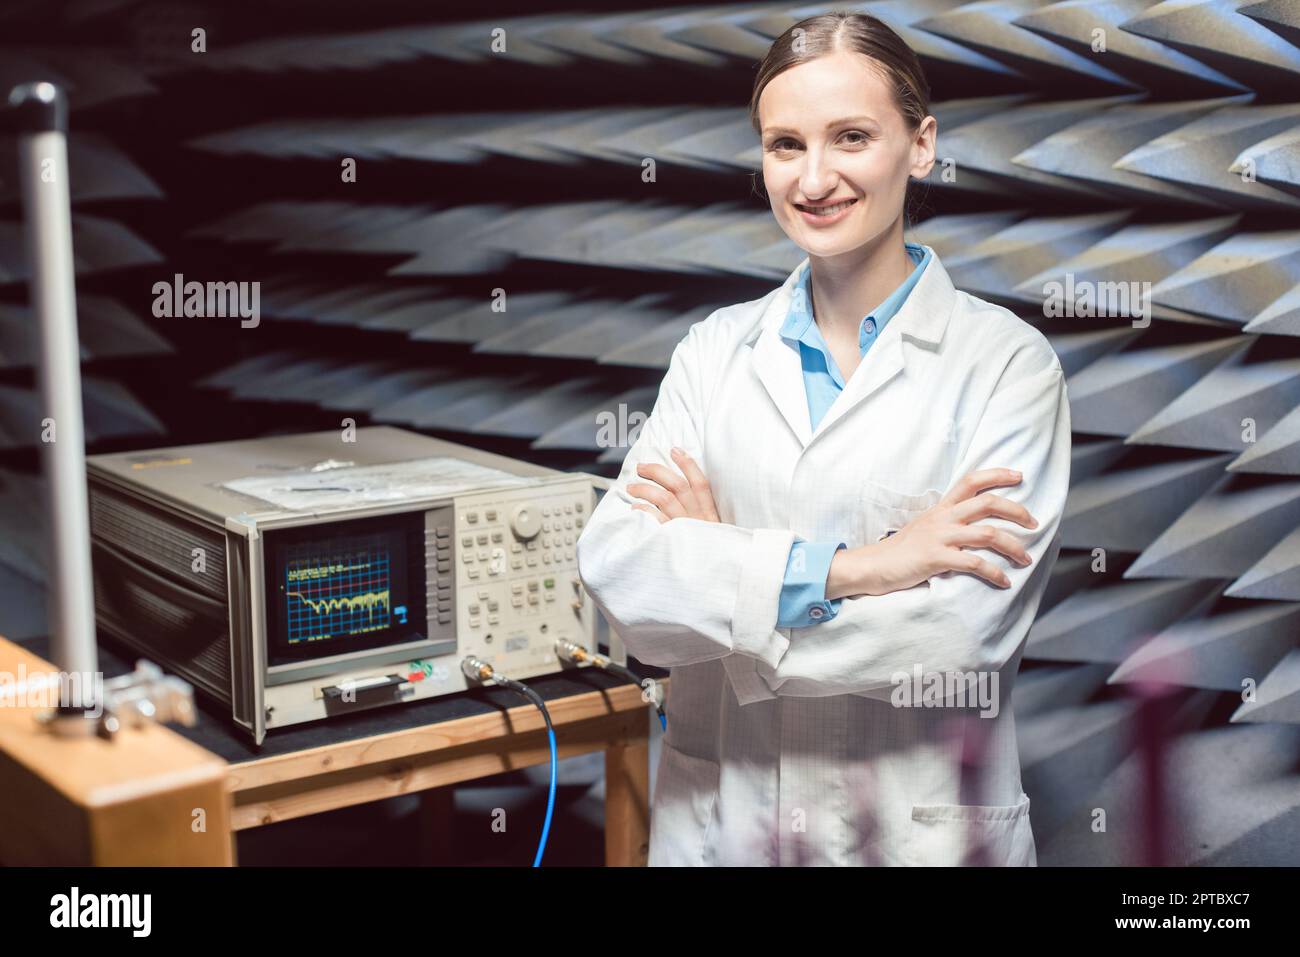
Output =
[{"x1": 42, "y1": 660, "x2": 197, "y2": 740}]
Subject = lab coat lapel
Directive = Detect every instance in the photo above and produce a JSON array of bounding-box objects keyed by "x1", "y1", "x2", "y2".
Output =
[
  {"x1": 747, "y1": 247, "x2": 957, "y2": 453},
  {"x1": 807, "y1": 247, "x2": 958, "y2": 445},
  {"x1": 750, "y1": 313, "x2": 813, "y2": 448},
  {"x1": 811, "y1": 331, "x2": 903, "y2": 440}
]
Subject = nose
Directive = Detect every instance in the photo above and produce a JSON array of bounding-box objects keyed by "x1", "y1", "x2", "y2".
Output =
[{"x1": 796, "y1": 141, "x2": 839, "y2": 201}]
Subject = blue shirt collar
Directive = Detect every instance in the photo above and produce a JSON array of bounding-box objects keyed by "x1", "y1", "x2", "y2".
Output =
[{"x1": 779, "y1": 241, "x2": 931, "y2": 354}]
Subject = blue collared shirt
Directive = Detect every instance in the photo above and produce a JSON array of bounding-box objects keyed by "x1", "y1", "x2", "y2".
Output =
[{"x1": 776, "y1": 242, "x2": 932, "y2": 627}]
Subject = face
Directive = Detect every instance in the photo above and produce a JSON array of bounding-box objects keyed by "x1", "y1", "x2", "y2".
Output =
[{"x1": 758, "y1": 49, "x2": 935, "y2": 259}]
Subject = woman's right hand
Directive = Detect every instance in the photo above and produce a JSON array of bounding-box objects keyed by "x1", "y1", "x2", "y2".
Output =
[{"x1": 826, "y1": 468, "x2": 1038, "y2": 600}]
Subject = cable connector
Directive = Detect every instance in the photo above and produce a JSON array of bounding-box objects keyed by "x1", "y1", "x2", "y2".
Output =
[
  {"x1": 555, "y1": 637, "x2": 605, "y2": 668},
  {"x1": 461, "y1": 656, "x2": 495, "y2": 684},
  {"x1": 555, "y1": 638, "x2": 666, "y2": 723}
]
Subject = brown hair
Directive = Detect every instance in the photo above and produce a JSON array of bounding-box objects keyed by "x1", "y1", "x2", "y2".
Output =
[{"x1": 750, "y1": 11, "x2": 932, "y2": 222}]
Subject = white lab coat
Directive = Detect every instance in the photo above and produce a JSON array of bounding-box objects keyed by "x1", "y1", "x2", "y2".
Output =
[{"x1": 576, "y1": 245, "x2": 1071, "y2": 866}]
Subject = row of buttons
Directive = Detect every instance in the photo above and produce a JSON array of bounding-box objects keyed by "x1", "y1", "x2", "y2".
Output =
[
  {"x1": 463, "y1": 498, "x2": 585, "y2": 525},
  {"x1": 544, "y1": 516, "x2": 581, "y2": 532},
  {"x1": 462, "y1": 552, "x2": 575, "y2": 578},
  {"x1": 462, "y1": 531, "x2": 505, "y2": 547},
  {"x1": 429, "y1": 529, "x2": 452, "y2": 572},
  {"x1": 427, "y1": 525, "x2": 454, "y2": 625}
]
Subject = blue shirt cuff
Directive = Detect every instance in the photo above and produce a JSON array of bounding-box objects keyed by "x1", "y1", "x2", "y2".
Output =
[{"x1": 777, "y1": 540, "x2": 847, "y2": 628}]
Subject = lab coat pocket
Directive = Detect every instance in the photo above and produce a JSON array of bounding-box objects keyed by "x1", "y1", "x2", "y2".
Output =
[
  {"x1": 860, "y1": 480, "x2": 944, "y2": 544},
  {"x1": 907, "y1": 791, "x2": 1035, "y2": 867},
  {"x1": 649, "y1": 742, "x2": 721, "y2": 866}
]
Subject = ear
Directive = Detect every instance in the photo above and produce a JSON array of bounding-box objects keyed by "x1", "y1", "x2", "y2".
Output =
[{"x1": 909, "y1": 115, "x2": 937, "y2": 180}]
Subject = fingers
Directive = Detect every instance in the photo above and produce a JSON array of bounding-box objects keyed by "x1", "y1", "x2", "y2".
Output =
[
  {"x1": 630, "y1": 450, "x2": 718, "y2": 522},
  {"x1": 942, "y1": 547, "x2": 1012, "y2": 588},
  {"x1": 636, "y1": 461, "x2": 689, "y2": 497},
  {"x1": 940, "y1": 468, "x2": 1022, "y2": 508},
  {"x1": 945, "y1": 523, "x2": 1033, "y2": 568},
  {"x1": 632, "y1": 463, "x2": 693, "y2": 519},
  {"x1": 628, "y1": 478, "x2": 686, "y2": 519},
  {"x1": 952, "y1": 491, "x2": 1038, "y2": 531},
  {"x1": 671, "y1": 447, "x2": 720, "y2": 522}
]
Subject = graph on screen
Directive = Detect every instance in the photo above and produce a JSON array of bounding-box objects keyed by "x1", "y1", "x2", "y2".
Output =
[{"x1": 283, "y1": 533, "x2": 395, "y2": 644}]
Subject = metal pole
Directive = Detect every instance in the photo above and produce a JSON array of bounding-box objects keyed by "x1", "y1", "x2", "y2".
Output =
[{"x1": 10, "y1": 81, "x2": 99, "y2": 685}]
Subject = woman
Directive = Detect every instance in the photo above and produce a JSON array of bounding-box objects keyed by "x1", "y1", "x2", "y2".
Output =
[{"x1": 576, "y1": 12, "x2": 1071, "y2": 866}]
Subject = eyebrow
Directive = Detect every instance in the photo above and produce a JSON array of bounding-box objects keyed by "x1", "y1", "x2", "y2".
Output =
[{"x1": 762, "y1": 116, "x2": 879, "y2": 137}]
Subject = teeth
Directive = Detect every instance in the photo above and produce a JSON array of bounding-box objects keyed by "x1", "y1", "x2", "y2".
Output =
[{"x1": 800, "y1": 200, "x2": 854, "y2": 215}]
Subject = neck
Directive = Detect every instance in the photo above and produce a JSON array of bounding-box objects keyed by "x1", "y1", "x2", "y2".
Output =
[{"x1": 806, "y1": 223, "x2": 913, "y2": 342}]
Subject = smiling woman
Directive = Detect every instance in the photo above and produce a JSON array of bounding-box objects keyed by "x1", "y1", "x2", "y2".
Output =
[
  {"x1": 575, "y1": 11, "x2": 1072, "y2": 868},
  {"x1": 751, "y1": 13, "x2": 933, "y2": 245}
]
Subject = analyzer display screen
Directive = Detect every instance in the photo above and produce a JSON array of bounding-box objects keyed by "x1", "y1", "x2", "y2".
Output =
[
  {"x1": 284, "y1": 534, "x2": 397, "y2": 643},
  {"x1": 264, "y1": 513, "x2": 427, "y2": 666}
]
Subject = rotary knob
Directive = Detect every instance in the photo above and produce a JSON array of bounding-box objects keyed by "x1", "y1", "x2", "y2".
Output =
[{"x1": 510, "y1": 502, "x2": 542, "y2": 540}]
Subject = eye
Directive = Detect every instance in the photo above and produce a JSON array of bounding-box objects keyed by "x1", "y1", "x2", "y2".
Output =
[
  {"x1": 767, "y1": 137, "x2": 800, "y2": 152},
  {"x1": 840, "y1": 130, "x2": 873, "y2": 146}
]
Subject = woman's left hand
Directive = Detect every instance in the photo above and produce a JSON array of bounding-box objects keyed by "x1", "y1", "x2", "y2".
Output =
[{"x1": 627, "y1": 447, "x2": 720, "y2": 523}]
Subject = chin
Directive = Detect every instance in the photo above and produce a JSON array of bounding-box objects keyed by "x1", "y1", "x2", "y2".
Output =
[
  {"x1": 792, "y1": 233, "x2": 867, "y2": 259},
  {"x1": 778, "y1": 212, "x2": 866, "y2": 255}
]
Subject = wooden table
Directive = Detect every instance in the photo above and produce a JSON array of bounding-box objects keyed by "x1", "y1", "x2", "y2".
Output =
[
  {"x1": 225, "y1": 678, "x2": 656, "y2": 866},
  {"x1": 5, "y1": 634, "x2": 659, "y2": 866}
]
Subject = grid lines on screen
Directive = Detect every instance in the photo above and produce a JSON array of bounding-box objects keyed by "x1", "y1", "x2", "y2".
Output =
[{"x1": 283, "y1": 533, "x2": 393, "y2": 643}]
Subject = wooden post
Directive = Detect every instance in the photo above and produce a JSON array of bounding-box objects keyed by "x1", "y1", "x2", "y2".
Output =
[
  {"x1": 0, "y1": 637, "x2": 232, "y2": 866},
  {"x1": 604, "y1": 708, "x2": 651, "y2": 866}
]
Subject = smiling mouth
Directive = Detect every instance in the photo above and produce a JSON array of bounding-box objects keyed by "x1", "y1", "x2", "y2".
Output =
[{"x1": 794, "y1": 198, "x2": 858, "y2": 216}]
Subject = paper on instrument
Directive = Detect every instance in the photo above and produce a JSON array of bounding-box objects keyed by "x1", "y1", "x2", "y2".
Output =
[{"x1": 222, "y1": 456, "x2": 536, "y2": 511}]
